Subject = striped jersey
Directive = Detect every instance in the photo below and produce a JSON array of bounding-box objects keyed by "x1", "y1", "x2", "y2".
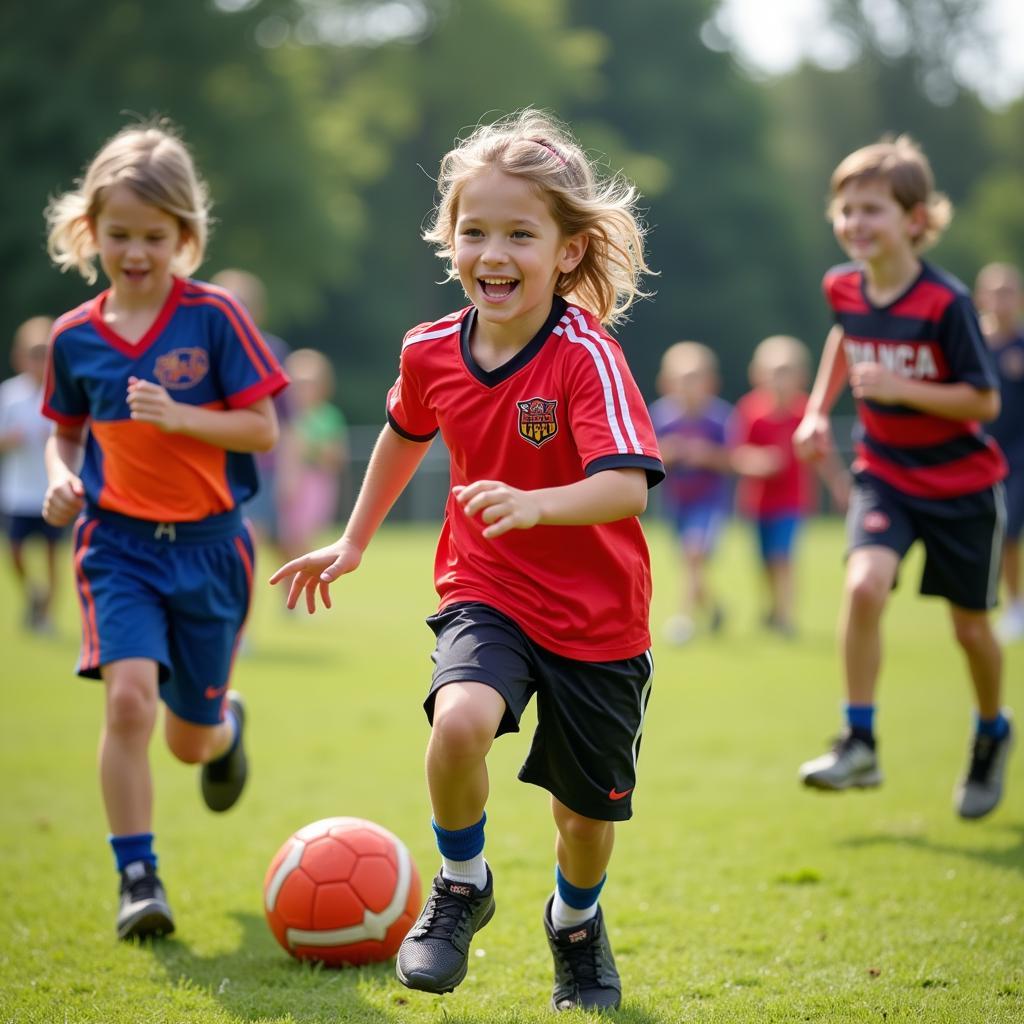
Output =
[
  {"x1": 43, "y1": 277, "x2": 288, "y2": 522},
  {"x1": 824, "y1": 261, "x2": 1006, "y2": 498},
  {"x1": 987, "y1": 330, "x2": 1024, "y2": 468},
  {"x1": 386, "y1": 296, "x2": 664, "y2": 661}
]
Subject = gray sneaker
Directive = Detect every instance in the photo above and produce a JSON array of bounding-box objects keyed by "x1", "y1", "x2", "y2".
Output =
[
  {"x1": 543, "y1": 897, "x2": 621, "y2": 1013},
  {"x1": 117, "y1": 860, "x2": 174, "y2": 940},
  {"x1": 954, "y1": 713, "x2": 1014, "y2": 820},
  {"x1": 799, "y1": 733, "x2": 882, "y2": 790}
]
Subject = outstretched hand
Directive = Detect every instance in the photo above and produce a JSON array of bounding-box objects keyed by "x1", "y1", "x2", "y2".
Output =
[{"x1": 268, "y1": 538, "x2": 363, "y2": 613}]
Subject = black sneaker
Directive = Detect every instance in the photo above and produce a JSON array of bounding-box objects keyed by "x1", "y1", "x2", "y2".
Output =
[
  {"x1": 543, "y1": 896, "x2": 621, "y2": 1013},
  {"x1": 954, "y1": 712, "x2": 1014, "y2": 820},
  {"x1": 395, "y1": 868, "x2": 495, "y2": 994},
  {"x1": 201, "y1": 692, "x2": 248, "y2": 812},
  {"x1": 117, "y1": 860, "x2": 175, "y2": 940}
]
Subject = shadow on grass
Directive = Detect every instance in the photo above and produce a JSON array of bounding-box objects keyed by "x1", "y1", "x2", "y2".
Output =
[
  {"x1": 839, "y1": 822, "x2": 1024, "y2": 876},
  {"x1": 151, "y1": 911, "x2": 395, "y2": 1023}
]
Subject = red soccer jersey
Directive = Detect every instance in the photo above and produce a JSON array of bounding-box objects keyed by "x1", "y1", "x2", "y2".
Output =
[
  {"x1": 732, "y1": 388, "x2": 812, "y2": 518},
  {"x1": 386, "y1": 298, "x2": 664, "y2": 661}
]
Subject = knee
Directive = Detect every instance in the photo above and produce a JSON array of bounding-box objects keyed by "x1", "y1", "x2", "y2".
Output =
[
  {"x1": 952, "y1": 613, "x2": 992, "y2": 653},
  {"x1": 554, "y1": 809, "x2": 610, "y2": 848},
  {"x1": 105, "y1": 680, "x2": 157, "y2": 737},
  {"x1": 166, "y1": 720, "x2": 222, "y2": 764},
  {"x1": 430, "y1": 704, "x2": 494, "y2": 762},
  {"x1": 845, "y1": 569, "x2": 889, "y2": 615}
]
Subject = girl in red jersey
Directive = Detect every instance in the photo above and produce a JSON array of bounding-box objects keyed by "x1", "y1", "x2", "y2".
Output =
[
  {"x1": 793, "y1": 136, "x2": 1012, "y2": 820},
  {"x1": 272, "y1": 109, "x2": 663, "y2": 1012},
  {"x1": 42, "y1": 123, "x2": 287, "y2": 940}
]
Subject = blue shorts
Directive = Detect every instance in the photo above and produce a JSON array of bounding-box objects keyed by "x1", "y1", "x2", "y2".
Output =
[
  {"x1": 5, "y1": 514, "x2": 64, "y2": 545},
  {"x1": 668, "y1": 502, "x2": 727, "y2": 555},
  {"x1": 756, "y1": 514, "x2": 802, "y2": 563},
  {"x1": 71, "y1": 508, "x2": 254, "y2": 725}
]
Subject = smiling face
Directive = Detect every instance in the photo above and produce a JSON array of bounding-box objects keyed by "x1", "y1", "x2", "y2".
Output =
[
  {"x1": 831, "y1": 177, "x2": 925, "y2": 270},
  {"x1": 453, "y1": 168, "x2": 586, "y2": 346},
  {"x1": 90, "y1": 183, "x2": 185, "y2": 308}
]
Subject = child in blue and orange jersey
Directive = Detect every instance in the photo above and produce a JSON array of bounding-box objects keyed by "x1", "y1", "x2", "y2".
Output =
[
  {"x1": 649, "y1": 341, "x2": 732, "y2": 644},
  {"x1": 732, "y1": 334, "x2": 849, "y2": 636},
  {"x1": 272, "y1": 109, "x2": 662, "y2": 1012},
  {"x1": 41, "y1": 122, "x2": 288, "y2": 939},
  {"x1": 794, "y1": 136, "x2": 1012, "y2": 818},
  {"x1": 974, "y1": 261, "x2": 1024, "y2": 642}
]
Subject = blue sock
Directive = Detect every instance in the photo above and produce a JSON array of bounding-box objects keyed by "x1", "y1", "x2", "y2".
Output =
[
  {"x1": 432, "y1": 813, "x2": 486, "y2": 860},
  {"x1": 976, "y1": 712, "x2": 1009, "y2": 740},
  {"x1": 110, "y1": 832, "x2": 156, "y2": 872},
  {"x1": 845, "y1": 704, "x2": 875, "y2": 735},
  {"x1": 555, "y1": 865, "x2": 606, "y2": 910}
]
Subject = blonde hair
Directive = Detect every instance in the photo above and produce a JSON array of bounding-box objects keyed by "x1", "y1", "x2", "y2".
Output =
[
  {"x1": 423, "y1": 109, "x2": 652, "y2": 326},
  {"x1": 45, "y1": 122, "x2": 210, "y2": 284},
  {"x1": 286, "y1": 348, "x2": 335, "y2": 396},
  {"x1": 657, "y1": 341, "x2": 718, "y2": 389},
  {"x1": 829, "y1": 135, "x2": 952, "y2": 252},
  {"x1": 750, "y1": 335, "x2": 809, "y2": 381}
]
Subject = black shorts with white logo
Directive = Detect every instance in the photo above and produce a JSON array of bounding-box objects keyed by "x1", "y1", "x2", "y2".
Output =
[
  {"x1": 424, "y1": 602, "x2": 654, "y2": 822},
  {"x1": 847, "y1": 471, "x2": 1006, "y2": 610}
]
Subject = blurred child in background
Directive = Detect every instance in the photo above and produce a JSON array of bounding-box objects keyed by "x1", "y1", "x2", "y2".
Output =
[
  {"x1": 0, "y1": 316, "x2": 61, "y2": 632},
  {"x1": 649, "y1": 341, "x2": 732, "y2": 644},
  {"x1": 974, "y1": 261, "x2": 1024, "y2": 642},
  {"x1": 794, "y1": 136, "x2": 1011, "y2": 819},
  {"x1": 42, "y1": 122, "x2": 287, "y2": 939},
  {"x1": 732, "y1": 335, "x2": 849, "y2": 636},
  {"x1": 211, "y1": 268, "x2": 294, "y2": 556},
  {"x1": 278, "y1": 347, "x2": 349, "y2": 562}
]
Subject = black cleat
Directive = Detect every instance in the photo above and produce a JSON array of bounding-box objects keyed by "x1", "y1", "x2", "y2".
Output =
[
  {"x1": 955, "y1": 712, "x2": 1014, "y2": 820},
  {"x1": 396, "y1": 868, "x2": 495, "y2": 993},
  {"x1": 543, "y1": 896, "x2": 621, "y2": 1013},
  {"x1": 201, "y1": 691, "x2": 248, "y2": 812},
  {"x1": 117, "y1": 860, "x2": 174, "y2": 940}
]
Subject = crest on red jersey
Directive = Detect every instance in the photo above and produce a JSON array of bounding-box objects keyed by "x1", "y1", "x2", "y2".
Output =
[
  {"x1": 517, "y1": 397, "x2": 559, "y2": 447},
  {"x1": 154, "y1": 348, "x2": 210, "y2": 390}
]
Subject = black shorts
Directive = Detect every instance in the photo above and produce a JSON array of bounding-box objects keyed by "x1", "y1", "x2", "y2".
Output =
[
  {"x1": 847, "y1": 472, "x2": 1005, "y2": 611},
  {"x1": 424, "y1": 602, "x2": 654, "y2": 822},
  {"x1": 4, "y1": 514, "x2": 64, "y2": 545}
]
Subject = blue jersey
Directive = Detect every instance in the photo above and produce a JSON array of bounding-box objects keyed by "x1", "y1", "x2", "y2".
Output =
[
  {"x1": 648, "y1": 394, "x2": 732, "y2": 512},
  {"x1": 43, "y1": 277, "x2": 288, "y2": 522},
  {"x1": 987, "y1": 330, "x2": 1024, "y2": 469}
]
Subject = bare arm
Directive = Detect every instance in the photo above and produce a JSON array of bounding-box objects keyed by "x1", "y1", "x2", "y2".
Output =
[
  {"x1": 794, "y1": 325, "x2": 848, "y2": 462},
  {"x1": 42, "y1": 422, "x2": 87, "y2": 526},
  {"x1": 126, "y1": 378, "x2": 279, "y2": 452},
  {"x1": 849, "y1": 366, "x2": 1000, "y2": 421},
  {"x1": 456, "y1": 467, "x2": 648, "y2": 540},
  {"x1": 269, "y1": 425, "x2": 431, "y2": 611}
]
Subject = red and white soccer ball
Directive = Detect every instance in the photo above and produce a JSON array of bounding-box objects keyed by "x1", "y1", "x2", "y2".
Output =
[{"x1": 263, "y1": 816, "x2": 421, "y2": 966}]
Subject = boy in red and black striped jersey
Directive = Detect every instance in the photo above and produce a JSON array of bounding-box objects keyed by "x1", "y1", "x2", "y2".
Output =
[
  {"x1": 272, "y1": 109, "x2": 662, "y2": 1012},
  {"x1": 793, "y1": 136, "x2": 1013, "y2": 819}
]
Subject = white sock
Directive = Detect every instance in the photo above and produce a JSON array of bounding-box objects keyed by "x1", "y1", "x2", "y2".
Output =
[
  {"x1": 551, "y1": 891, "x2": 597, "y2": 930},
  {"x1": 441, "y1": 854, "x2": 487, "y2": 889}
]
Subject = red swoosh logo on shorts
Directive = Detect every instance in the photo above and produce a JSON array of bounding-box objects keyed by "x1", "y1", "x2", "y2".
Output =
[
  {"x1": 608, "y1": 787, "x2": 633, "y2": 801},
  {"x1": 205, "y1": 683, "x2": 228, "y2": 700}
]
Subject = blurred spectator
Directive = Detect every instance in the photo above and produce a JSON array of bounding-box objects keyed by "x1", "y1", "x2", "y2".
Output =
[
  {"x1": 278, "y1": 348, "x2": 349, "y2": 561},
  {"x1": 0, "y1": 316, "x2": 62, "y2": 631},
  {"x1": 649, "y1": 341, "x2": 733, "y2": 644},
  {"x1": 975, "y1": 261, "x2": 1024, "y2": 642}
]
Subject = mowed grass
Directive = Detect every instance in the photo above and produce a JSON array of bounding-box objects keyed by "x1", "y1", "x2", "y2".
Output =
[{"x1": 0, "y1": 518, "x2": 1021, "y2": 1023}]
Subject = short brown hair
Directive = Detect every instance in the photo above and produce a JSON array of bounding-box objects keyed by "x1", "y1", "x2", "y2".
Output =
[{"x1": 829, "y1": 135, "x2": 952, "y2": 252}]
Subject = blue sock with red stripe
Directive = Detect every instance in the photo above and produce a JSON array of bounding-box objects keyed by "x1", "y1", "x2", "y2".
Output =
[{"x1": 110, "y1": 832, "x2": 156, "y2": 872}]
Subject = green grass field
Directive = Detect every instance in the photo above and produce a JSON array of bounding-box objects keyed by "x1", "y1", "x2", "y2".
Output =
[{"x1": 1, "y1": 518, "x2": 1021, "y2": 1023}]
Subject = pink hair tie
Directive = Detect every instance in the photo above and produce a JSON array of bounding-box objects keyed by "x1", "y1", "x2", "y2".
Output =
[{"x1": 532, "y1": 138, "x2": 567, "y2": 166}]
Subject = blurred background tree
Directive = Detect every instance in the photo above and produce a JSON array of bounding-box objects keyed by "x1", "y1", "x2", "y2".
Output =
[{"x1": 2, "y1": 0, "x2": 1022, "y2": 421}]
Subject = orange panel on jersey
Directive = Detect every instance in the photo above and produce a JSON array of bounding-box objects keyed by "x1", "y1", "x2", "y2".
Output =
[{"x1": 91, "y1": 419, "x2": 233, "y2": 521}]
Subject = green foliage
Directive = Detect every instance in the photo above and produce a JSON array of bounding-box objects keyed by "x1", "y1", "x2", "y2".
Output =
[{"x1": 1, "y1": 521, "x2": 1022, "y2": 1021}]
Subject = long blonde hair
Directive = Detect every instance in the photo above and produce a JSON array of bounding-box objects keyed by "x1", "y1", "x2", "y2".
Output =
[
  {"x1": 45, "y1": 122, "x2": 211, "y2": 284},
  {"x1": 424, "y1": 109, "x2": 652, "y2": 327}
]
